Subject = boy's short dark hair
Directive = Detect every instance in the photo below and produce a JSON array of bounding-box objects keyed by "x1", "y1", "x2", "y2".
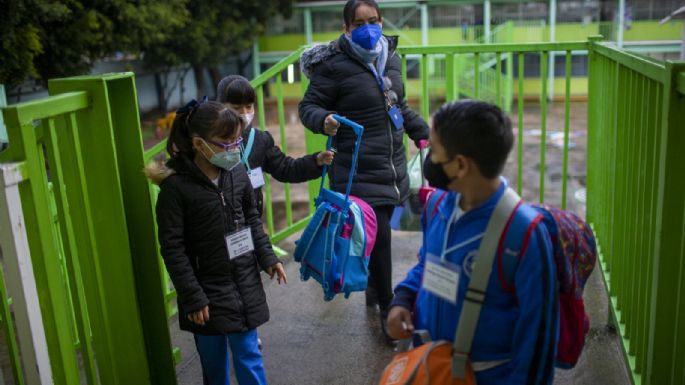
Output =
[{"x1": 433, "y1": 100, "x2": 513, "y2": 179}]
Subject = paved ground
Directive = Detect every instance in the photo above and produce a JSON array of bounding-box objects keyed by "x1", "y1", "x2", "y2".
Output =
[{"x1": 172, "y1": 230, "x2": 631, "y2": 385}]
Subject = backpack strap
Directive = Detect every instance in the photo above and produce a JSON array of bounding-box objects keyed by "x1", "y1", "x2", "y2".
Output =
[
  {"x1": 421, "y1": 189, "x2": 448, "y2": 230},
  {"x1": 452, "y1": 187, "x2": 521, "y2": 378},
  {"x1": 241, "y1": 127, "x2": 257, "y2": 170},
  {"x1": 496, "y1": 205, "x2": 545, "y2": 293}
]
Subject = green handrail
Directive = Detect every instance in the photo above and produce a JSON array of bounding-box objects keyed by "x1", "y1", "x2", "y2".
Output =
[
  {"x1": 396, "y1": 40, "x2": 588, "y2": 205},
  {"x1": 588, "y1": 38, "x2": 685, "y2": 385}
]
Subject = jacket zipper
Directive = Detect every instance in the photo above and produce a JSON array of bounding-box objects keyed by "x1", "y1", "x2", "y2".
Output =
[
  {"x1": 347, "y1": 46, "x2": 402, "y2": 202},
  {"x1": 387, "y1": 120, "x2": 401, "y2": 201},
  {"x1": 224, "y1": 173, "x2": 246, "y2": 320}
]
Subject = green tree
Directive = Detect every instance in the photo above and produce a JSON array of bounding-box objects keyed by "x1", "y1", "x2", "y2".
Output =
[
  {"x1": 144, "y1": 0, "x2": 293, "y2": 100},
  {"x1": 0, "y1": 0, "x2": 186, "y2": 88}
]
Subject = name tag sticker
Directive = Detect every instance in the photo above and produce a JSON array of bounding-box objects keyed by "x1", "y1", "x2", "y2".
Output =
[
  {"x1": 225, "y1": 228, "x2": 254, "y2": 259},
  {"x1": 248, "y1": 167, "x2": 265, "y2": 189},
  {"x1": 422, "y1": 254, "x2": 460, "y2": 304}
]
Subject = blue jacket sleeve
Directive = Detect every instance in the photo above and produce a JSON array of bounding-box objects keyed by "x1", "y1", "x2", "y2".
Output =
[
  {"x1": 508, "y1": 224, "x2": 558, "y2": 385},
  {"x1": 391, "y1": 245, "x2": 426, "y2": 310}
]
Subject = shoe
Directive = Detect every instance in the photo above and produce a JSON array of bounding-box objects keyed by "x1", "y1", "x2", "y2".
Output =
[{"x1": 365, "y1": 285, "x2": 379, "y2": 307}]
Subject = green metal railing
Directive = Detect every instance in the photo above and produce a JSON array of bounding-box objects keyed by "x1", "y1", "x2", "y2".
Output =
[
  {"x1": 587, "y1": 40, "x2": 685, "y2": 385},
  {"x1": 0, "y1": 37, "x2": 683, "y2": 384},
  {"x1": 397, "y1": 40, "x2": 587, "y2": 206},
  {"x1": 0, "y1": 74, "x2": 176, "y2": 384}
]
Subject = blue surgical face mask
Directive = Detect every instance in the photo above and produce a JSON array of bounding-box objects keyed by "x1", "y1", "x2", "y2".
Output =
[
  {"x1": 202, "y1": 140, "x2": 242, "y2": 171},
  {"x1": 351, "y1": 23, "x2": 382, "y2": 50}
]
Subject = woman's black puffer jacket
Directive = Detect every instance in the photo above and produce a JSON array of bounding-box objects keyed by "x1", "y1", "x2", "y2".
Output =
[
  {"x1": 149, "y1": 154, "x2": 280, "y2": 335},
  {"x1": 299, "y1": 34, "x2": 429, "y2": 207}
]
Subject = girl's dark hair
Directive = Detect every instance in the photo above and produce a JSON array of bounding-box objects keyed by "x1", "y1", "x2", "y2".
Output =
[
  {"x1": 167, "y1": 100, "x2": 243, "y2": 157},
  {"x1": 432, "y1": 100, "x2": 513, "y2": 179},
  {"x1": 216, "y1": 75, "x2": 256, "y2": 105},
  {"x1": 343, "y1": 0, "x2": 381, "y2": 27}
]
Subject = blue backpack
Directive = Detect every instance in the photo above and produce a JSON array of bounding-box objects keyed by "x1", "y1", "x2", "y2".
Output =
[
  {"x1": 294, "y1": 116, "x2": 377, "y2": 301},
  {"x1": 423, "y1": 188, "x2": 597, "y2": 368}
]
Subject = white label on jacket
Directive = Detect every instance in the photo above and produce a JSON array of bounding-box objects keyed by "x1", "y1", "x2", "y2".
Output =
[
  {"x1": 423, "y1": 254, "x2": 460, "y2": 304},
  {"x1": 226, "y1": 227, "x2": 254, "y2": 259},
  {"x1": 248, "y1": 167, "x2": 265, "y2": 189}
]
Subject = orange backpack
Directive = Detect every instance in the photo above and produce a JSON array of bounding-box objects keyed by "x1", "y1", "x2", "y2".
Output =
[
  {"x1": 379, "y1": 340, "x2": 476, "y2": 385},
  {"x1": 379, "y1": 188, "x2": 521, "y2": 385}
]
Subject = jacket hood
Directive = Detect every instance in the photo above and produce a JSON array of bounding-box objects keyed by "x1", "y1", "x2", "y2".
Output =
[
  {"x1": 144, "y1": 161, "x2": 175, "y2": 185},
  {"x1": 300, "y1": 34, "x2": 399, "y2": 79}
]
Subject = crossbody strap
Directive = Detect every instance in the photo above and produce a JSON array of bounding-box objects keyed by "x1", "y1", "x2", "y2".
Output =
[
  {"x1": 241, "y1": 127, "x2": 257, "y2": 170},
  {"x1": 452, "y1": 187, "x2": 521, "y2": 378}
]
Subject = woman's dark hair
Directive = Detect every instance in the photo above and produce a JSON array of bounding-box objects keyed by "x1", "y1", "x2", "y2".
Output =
[
  {"x1": 432, "y1": 100, "x2": 513, "y2": 179},
  {"x1": 167, "y1": 100, "x2": 243, "y2": 157},
  {"x1": 343, "y1": 0, "x2": 381, "y2": 27},
  {"x1": 216, "y1": 75, "x2": 256, "y2": 105}
]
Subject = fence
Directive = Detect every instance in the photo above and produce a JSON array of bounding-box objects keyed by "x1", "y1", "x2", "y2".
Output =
[
  {"x1": 0, "y1": 37, "x2": 682, "y2": 384},
  {"x1": 587, "y1": 40, "x2": 685, "y2": 385},
  {"x1": 397, "y1": 39, "x2": 587, "y2": 206},
  {"x1": 0, "y1": 74, "x2": 176, "y2": 384}
]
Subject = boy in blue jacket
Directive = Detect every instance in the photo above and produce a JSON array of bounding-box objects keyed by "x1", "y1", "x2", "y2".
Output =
[{"x1": 386, "y1": 100, "x2": 558, "y2": 385}]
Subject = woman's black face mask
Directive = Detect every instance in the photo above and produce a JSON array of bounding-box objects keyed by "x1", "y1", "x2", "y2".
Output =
[{"x1": 423, "y1": 151, "x2": 455, "y2": 190}]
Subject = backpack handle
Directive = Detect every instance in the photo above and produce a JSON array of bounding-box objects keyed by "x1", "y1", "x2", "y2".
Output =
[{"x1": 318, "y1": 115, "x2": 364, "y2": 204}]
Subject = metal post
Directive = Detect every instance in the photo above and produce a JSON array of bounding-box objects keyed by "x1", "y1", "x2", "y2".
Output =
[
  {"x1": 618, "y1": 0, "x2": 625, "y2": 48},
  {"x1": 549, "y1": 0, "x2": 557, "y2": 100},
  {"x1": 0, "y1": 163, "x2": 54, "y2": 384},
  {"x1": 484, "y1": 0, "x2": 491, "y2": 43},
  {"x1": 420, "y1": 2, "x2": 432, "y2": 76},
  {"x1": 0, "y1": 85, "x2": 6, "y2": 146},
  {"x1": 681, "y1": 22, "x2": 685, "y2": 60},
  {"x1": 420, "y1": 2, "x2": 429, "y2": 46},
  {"x1": 304, "y1": 8, "x2": 313, "y2": 45},
  {"x1": 252, "y1": 39, "x2": 261, "y2": 78}
]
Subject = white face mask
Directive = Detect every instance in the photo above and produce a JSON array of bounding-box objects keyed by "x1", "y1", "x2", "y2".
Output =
[{"x1": 240, "y1": 112, "x2": 254, "y2": 126}]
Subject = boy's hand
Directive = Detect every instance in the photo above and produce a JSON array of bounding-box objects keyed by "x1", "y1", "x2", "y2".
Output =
[
  {"x1": 386, "y1": 306, "x2": 414, "y2": 340},
  {"x1": 316, "y1": 150, "x2": 335, "y2": 166},
  {"x1": 266, "y1": 262, "x2": 288, "y2": 285},
  {"x1": 323, "y1": 114, "x2": 340, "y2": 136},
  {"x1": 188, "y1": 305, "x2": 210, "y2": 326}
]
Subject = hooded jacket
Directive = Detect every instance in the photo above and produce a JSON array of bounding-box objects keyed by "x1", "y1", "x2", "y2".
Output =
[
  {"x1": 299, "y1": 34, "x2": 429, "y2": 207},
  {"x1": 147, "y1": 154, "x2": 280, "y2": 335}
]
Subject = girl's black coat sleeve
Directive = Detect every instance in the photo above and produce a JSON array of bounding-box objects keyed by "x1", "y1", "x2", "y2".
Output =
[
  {"x1": 261, "y1": 130, "x2": 322, "y2": 183},
  {"x1": 156, "y1": 181, "x2": 209, "y2": 314}
]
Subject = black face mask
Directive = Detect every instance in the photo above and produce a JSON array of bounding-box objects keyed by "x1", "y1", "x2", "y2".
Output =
[{"x1": 423, "y1": 152, "x2": 455, "y2": 190}]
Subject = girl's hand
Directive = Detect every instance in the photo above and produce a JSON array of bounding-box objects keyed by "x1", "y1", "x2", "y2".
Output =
[
  {"x1": 316, "y1": 150, "x2": 335, "y2": 166},
  {"x1": 323, "y1": 114, "x2": 340, "y2": 136},
  {"x1": 386, "y1": 306, "x2": 414, "y2": 340},
  {"x1": 266, "y1": 262, "x2": 288, "y2": 285},
  {"x1": 187, "y1": 305, "x2": 210, "y2": 326}
]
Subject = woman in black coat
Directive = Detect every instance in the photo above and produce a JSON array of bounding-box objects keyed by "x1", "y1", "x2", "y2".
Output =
[{"x1": 298, "y1": 0, "x2": 429, "y2": 340}]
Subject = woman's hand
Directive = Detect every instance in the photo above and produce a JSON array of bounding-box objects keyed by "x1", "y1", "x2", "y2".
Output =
[
  {"x1": 187, "y1": 305, "x2": 210, "y2": 326},
  {"x1": 386, "y1": 306, "x2": 414, "y2": 340},
  {"x1": 316, "y1": 150, "x2": 335, "y2": 166},
  {"x1": 323, "y1": 114, "x2": 340, "y2": 136},
  {"x1": 266, "y1": 262, "x2": 288, "y2": 285}
]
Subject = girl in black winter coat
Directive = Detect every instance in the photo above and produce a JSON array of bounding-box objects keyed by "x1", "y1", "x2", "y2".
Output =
[
  {"x1": 147, "y1": 100, "x2": 286, "y2": 385},
  {"x1": 216, "y1": 75, "x2": 335, "y2": 216},
  {"x1": 298, "y1": 0, "x2": 429, "y2": 341}
]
